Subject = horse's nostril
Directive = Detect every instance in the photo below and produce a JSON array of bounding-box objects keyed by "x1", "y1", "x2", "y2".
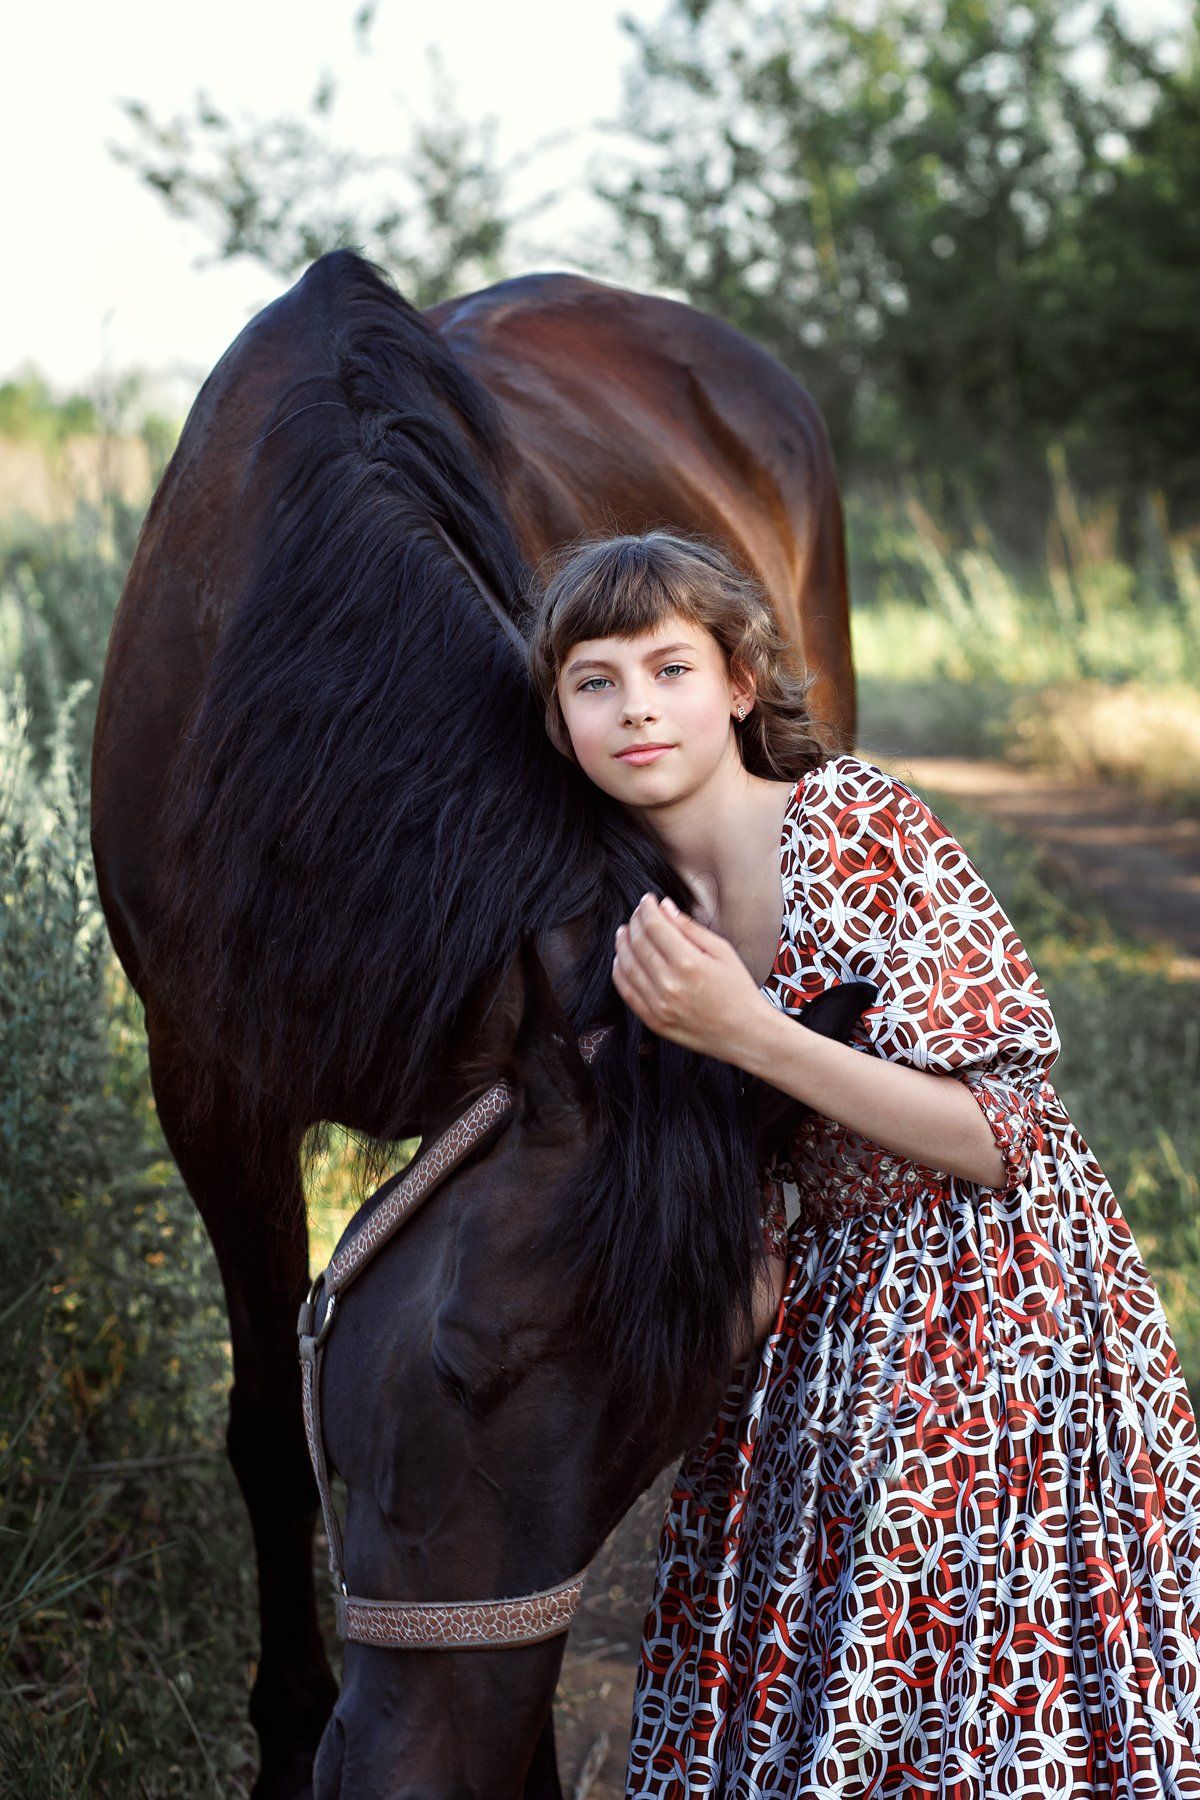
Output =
[{"x1": 312, "y1": 1710, "x2": 346, "y2": 1799}]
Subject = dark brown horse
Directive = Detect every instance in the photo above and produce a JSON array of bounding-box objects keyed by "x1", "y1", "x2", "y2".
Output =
[{"x1": 90, "y1": 249, "x2": 855, "y2": 1796}]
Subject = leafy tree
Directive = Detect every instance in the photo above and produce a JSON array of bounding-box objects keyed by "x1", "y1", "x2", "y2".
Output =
[
  {"x1": 0, "y1": 371, "x2": 101, "y2": 445},
  {"x1": 1040, "y1": 6, "x2": 1200, "y2": 505},
  {"x1": 109, "y1": 43, "x2": 541, "y2": 308},
  {"x1": 595, "y1": 0, "x2": 1195, "y2": 522},
  {"x1": 107, "y1": 0, "x2": 1197, "y2": 525}
]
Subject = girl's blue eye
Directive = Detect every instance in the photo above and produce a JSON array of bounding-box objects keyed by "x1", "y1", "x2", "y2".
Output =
[{"x1": 577, "y1": 663, "x2": 688, "y2": 693}]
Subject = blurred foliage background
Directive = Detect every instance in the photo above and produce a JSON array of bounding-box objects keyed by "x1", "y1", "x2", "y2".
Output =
[
  {"x1": 111, "y1": 0, "x2": 1200, "y2": 532},
  {"x1": 2, "y1": 0, "x2": 1198, "y2": 1789}
]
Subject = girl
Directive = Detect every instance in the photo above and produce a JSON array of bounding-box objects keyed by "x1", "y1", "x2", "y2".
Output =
[{"x1": 526, "y1": 529, "x2": 1200, "y2": 1797}]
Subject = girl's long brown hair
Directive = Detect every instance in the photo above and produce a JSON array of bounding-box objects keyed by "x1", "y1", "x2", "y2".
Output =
[{"x1": 525, "y1": 528, "x2": 841, "y2": 778}]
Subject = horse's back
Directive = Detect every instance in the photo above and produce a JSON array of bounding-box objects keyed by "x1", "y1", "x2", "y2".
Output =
[
  {"x1": 427, "y1": 271, "x2": 852, "y2": 731},
  {"x1": 92, "y1": 254, "x2": 852, "y2": 996}
]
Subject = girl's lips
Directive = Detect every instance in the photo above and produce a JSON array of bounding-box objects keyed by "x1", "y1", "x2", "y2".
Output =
[{"x1": 615, "y1": 745, "x2": 674, "y2": 765}]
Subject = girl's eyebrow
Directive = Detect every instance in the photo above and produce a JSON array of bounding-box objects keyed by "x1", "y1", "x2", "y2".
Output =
[{"x1": 564, "y1": 640, "x2": 697, "y2": 677}]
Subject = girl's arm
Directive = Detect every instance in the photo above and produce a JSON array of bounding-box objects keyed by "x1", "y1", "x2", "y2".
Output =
[
  {"x1": 732, "y1": 999, "x2": 1007, "y2": 1188},
  {"x1": 615, "y1": 902, "x2": 1005, "y2": 1185},
  {"x1": 615, "y1": 766, "x2": 1061, "y2": 1200}
]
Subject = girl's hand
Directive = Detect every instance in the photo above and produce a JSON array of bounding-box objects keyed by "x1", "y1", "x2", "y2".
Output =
[{"x1": 612, "y1": 893, "x2": 770, "y2": 1064}]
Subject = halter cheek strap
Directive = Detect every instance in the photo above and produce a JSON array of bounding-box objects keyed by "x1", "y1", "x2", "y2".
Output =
[{"x1": 297, "y1": 1025, "x2": 612, "y2": 1650}]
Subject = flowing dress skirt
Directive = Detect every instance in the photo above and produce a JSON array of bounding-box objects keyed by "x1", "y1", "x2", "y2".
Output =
[{"x1": 625, "y1": 1086, "x2": 1200, "y2": 1797}]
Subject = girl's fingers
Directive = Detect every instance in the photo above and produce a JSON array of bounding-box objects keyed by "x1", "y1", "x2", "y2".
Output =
[
  {"x1": 623, "y1": 901, "x2": 679, "y2": 987},
  {"x1": 662, "y1": 893, "x2": 726, "y2": 942},
  {"x1": 613, "y1": 940, "x2": 657, "y2": 1022},
  {"x1": 636, "y1": 896, "x2": 704, "y2": 985}
]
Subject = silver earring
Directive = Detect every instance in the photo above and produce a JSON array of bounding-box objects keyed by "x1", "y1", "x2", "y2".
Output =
[{"x1": 735, "y1": 704, "x2": 746, "y2": 720}]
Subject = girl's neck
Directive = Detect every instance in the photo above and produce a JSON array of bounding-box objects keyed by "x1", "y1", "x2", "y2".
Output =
[{"x1": 628, "y1": 761, "x2": 794, "y2": 932}]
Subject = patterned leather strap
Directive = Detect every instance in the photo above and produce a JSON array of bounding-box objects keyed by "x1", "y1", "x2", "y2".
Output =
[
  {"x1": 335, "y1": 1572, "x2": 587, "y2": 1649},
  {"x1": 298, "y1": 1023, "x2": 611, "y2": 1649}
]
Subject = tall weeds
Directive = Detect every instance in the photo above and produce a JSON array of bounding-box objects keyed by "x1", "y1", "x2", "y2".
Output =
[
  {"x1": 847, "y1": 450, "x2": 1200, "y2": 807},
  {"x1": 0, "y1": 681, "x2": 256, "y2": 1791},
  {"x1": 1, "y1": 419, "x2": 1196, "y2": 1787}
]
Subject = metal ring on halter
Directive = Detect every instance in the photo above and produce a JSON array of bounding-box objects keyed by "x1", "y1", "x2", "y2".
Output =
[{"x1": 301, "y1": 1268, "x2": 337, "y2": 1350}]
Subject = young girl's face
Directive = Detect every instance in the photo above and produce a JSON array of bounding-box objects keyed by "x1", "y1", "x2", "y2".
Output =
[{"x1": 555, "y1": 611, "x2": 751, "y2": 807}]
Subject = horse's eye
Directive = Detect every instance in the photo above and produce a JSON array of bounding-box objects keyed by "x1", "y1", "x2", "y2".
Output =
[{"x1": 431, "y1": 1350, "x2": 472, "y2": 1410}]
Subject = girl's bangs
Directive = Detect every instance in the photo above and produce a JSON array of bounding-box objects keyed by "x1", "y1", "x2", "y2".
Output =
[{"x1": 553, "y1": 565, "x2": 708, "y2": 667}]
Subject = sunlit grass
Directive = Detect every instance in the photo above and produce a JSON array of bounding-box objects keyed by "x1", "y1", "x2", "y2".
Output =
[
  {"x1": 913, "y1": 784, "x2": 1200, "y2": 1386},
  {"x1": 3, "y1": 434, "x2": 1199, "y2": 1789},
  {"x1": 302, "y1": 1123, "x2": 421, "y2": 1275},
  {"x1": 846, "y1": 468, "x2": 1200, "y2": 812}
]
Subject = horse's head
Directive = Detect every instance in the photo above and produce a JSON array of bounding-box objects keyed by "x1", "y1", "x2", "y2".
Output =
[
  {"x1": 310, "y1": 919, "x2": 878, "y2": 1794},
  {"x1": 311, "y1": 927, "x2": 728, "y2": 1797}
]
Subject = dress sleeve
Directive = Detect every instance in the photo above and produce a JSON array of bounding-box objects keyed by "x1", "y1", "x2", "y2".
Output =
[{"x1": 839, "y1": 766, "x2": 1062, "y2": 1196}]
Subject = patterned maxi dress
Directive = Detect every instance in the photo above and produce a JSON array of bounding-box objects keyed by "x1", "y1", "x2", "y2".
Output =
[{"x1": 625, "y1": 751, "x2": 1200, "y2": 1798}]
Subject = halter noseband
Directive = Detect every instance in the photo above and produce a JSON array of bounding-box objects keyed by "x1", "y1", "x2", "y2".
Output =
[{"x1": 297, "y1": 1025, "x2": 612, "y2": 1651}]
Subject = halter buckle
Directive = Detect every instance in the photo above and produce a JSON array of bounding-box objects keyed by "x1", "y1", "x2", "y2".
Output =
[{"x1": 297, "y1": 1268, "x2": 337, "y2": 1354}]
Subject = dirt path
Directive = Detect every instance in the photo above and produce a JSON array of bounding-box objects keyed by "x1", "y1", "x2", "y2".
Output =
[
  {"x1": 552, "y1": 1469, "x2": 676, "y2": 1797},
  {"x1": 863, "y1": 748, "x2": 1200, "y2": 976}
]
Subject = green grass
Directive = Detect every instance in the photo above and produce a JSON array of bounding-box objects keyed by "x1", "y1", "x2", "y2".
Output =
[
  {"x1": 845, "y1": 477, "x2": 1200, "y2": 813},
  {"x1": 913, "y1": 784, "x2": 1200, "y2": 1389},
  {"x1": 0, "y1": 971, "x2": 261, "y2": 1795},
  {"x1": 3, "y1": 454, "x2": 1199, "y2": 1790}
]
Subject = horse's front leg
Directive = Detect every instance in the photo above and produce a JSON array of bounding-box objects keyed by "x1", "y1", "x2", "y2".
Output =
[
  {"x1": 147, "y1": 1022, "x2": 337, "y2": 1800},
  {"x1": 523, "y1": 1709, "x2": 564, "y2": 1799}
]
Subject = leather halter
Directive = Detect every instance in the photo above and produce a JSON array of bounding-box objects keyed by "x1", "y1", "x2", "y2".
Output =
[{"x1": 298, "y1": 1024, "x2": 612, "y2": 1650}]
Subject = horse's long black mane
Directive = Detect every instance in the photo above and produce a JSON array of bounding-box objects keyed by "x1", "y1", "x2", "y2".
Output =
[{"x1": 145, "y1": 247, "x2": 764, "y2": 1410}]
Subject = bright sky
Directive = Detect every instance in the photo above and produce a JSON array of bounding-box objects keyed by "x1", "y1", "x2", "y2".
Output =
[
  {"x1": 5, "y1": 0, "x2": 1188, "y2": 418},
  {"x1": 5, "y1": 0, "x2": 665, "y2": 415}
]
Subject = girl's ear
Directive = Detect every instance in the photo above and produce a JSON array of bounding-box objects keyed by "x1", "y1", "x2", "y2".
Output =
[{"x1": 727, "y1": 653, "x2": 755, "y2": 717}]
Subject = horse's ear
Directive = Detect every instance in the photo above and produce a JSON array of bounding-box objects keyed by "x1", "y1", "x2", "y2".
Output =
[
  {"x1": 744, "y1": 980, "x2": 877, "y2": 1168},
  {"x1": 509, "y1": 928, "x2": 599, "y2": 1140},
  {"x1": 446, "y1": 928, "x2": 597, "y2": 1137}
]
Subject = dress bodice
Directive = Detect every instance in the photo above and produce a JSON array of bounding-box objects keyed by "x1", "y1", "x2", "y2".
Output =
[{"x1": 756, "y1": 751, "x2": 1061, "y2": 1241}]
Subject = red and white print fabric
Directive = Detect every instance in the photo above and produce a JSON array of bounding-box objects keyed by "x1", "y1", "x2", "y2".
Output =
[{"x1": 626, "y1": 752, "x2": 1200, "y2": 1797}]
